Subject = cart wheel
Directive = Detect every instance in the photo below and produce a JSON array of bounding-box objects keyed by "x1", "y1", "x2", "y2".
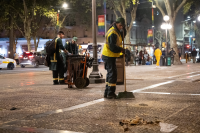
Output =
[
  {"x1": 68, "y1": 85, "x2": 72, "y2": 88},
  {"x1": 85, "y1": 78, "x2": 90, "y2": 87},
  {"x1": 75, "y1": 77, "x2": 86, "y2": 89}
]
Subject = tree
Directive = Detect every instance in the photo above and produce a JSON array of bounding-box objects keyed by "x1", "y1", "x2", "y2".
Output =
[
  {"x1": 9, "y1": 0, "x2": 61, "y2": 52},
  {"x1": 154, "y1": 0, "x2": 188, "y2": 65},
  {"x1": 0, "y1": 0, "x2": 16, "y2": 58},
  {"x1": 31, "y1": 7, "x2": 57, "y2": 51},
  {"x1": 108, "y1": 0, "x2": 139, "y2": 44}
]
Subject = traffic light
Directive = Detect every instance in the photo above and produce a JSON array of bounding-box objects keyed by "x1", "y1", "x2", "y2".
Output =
[
  {"x1": 184, "y1": 44, "x2": 190, "y2": 49},
  {"x1": 193, "y1": 38, "x2": 196, "y2": 43}
]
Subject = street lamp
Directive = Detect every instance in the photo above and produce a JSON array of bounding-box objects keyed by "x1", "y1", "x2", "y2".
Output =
[
  {"x1": 198, "y1": 16, "x2": 200, "y2": 21},
  {"x1": 163, "y1": 15, "x2": 169, "y2": 21},
  {"x1": 57, "y1": 3, "x2": 69, "y2": 32},
  {"x1": 161, "y1": 15, "x2": 172, "y2": 56},
  {"x1": 62, "y1": 3, "x2": 68, "y2": 9},
  {"x1": 89, "y1": 0, "x2": 105, "y2": 83}
]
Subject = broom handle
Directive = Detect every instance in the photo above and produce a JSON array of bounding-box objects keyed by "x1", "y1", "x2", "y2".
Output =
[{"x1": 123, "y1": 30, "x2": 126, "y2": 92}]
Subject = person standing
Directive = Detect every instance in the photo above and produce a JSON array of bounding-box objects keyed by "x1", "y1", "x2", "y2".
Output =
[
  {"x1": 191, "y1": 48, "x2": 197, "y2": 63},
  {"x1": 102, "y1": 17, "x2": 126, "y2": 99},
  {"x1": 49, "y1": 31, "x2": 68, "y2": 85},
  {"x1": 139, "y1": 50, "x2": 143, "y2": 65},
  {"x1": 14, "y1": 52, "x2": 19, "y2": 65},
  {"x1": 154, "y1": 47, "x2": 162, "y2": 68},
  {"x1": 169, "y1": 48, "x2": 176, "y2": 64},
  {"x1": 65, "y1": 37, "x2": 79, "y2": 55}
]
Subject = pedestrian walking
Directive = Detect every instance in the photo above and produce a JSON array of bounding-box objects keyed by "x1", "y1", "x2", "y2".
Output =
[
  {"x1": 125, "y1": 48, "x2": 130, "y2": 66},
  {"x1": 154, "y1": 47, "x2": 162, "y2": 68},
  {"x1": 191, "y1": 48, "x2": 197, "y2": 63},
  {"x1": 65, "y1": 37, "x2": 79, "y2": 55},
  {"x1": 49, "y1": 31, "x2": 68, "y2": 85},
  {"x1": 102, "y1": 17, "x2": 126, "y2": 99},
  {"x1": 14, "y1": 52, "x2": 19, "y2": 65},
  {"x1": 179, "y1": 52, "x2": 181, "y2": 60}
]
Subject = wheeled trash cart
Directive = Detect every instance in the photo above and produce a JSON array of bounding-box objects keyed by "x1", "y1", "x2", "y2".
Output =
[{"x1": 65, "y1": 54, "x2": 94, "y2": 88}]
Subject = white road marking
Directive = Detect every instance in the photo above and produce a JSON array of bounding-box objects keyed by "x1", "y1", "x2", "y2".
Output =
[
  {"x1": 33, "y1": 98, "x2": 105, "y2": 118},
  {"x1": 168, "y1": 71, "x2": 200, "y2": 79},
  {"x1": 33, "y1": 81, "x2": 174, "y2": 118},
  {"x1": 187, "y1": 74, "x2": 200, "y2": 78},
  {"x1": 32, "y1": 72, "x2": 200, "y2": 118},
  {"x1": 131, "y1": 81, "x2": 175, "y2": 93},
  {"x1": 136, "y1": 91, "x2": 200, "y2": 96},
  {"x1": 0, "y1": 125, "x2": 85, "y2": 133}
]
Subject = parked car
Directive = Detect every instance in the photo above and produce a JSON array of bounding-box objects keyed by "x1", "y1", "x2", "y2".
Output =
[
  {"x1": 19, "y1": 52, "x2": 46, "y2": 68},
  {"x1": 87, "y1": 43, "x2": 104, "y2": 63},
  {"x1": 0, "y1": 54, "x2": 16, "y2": 70}
]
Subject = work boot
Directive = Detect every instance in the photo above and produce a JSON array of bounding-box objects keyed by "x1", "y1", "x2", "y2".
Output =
[
  {"x1": 104, "y1": 86, "x2": 108, "y2": 98},
  {"x1": 107, "y1": 93, "x2": 118, "y2": 99},
  {"x1": 59, "y1": 81, "x2": 67, "y2": 85},
  {"x1": 53, "y1": 81, "x2": 59, "y2": 85}
]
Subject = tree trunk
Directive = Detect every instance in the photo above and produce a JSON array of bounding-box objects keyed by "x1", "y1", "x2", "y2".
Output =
[
  {"x1": 27, "y1": 38, "x2": 31, "y2": 52},
  {"x1": 33, "y1": 36, "x2": 37, "y2": 52},
  {"x1": 13, "y1": 34, "x2": 17, "y2": 53},
  {"x1": 33, "y1": 36, "x2": 40, "y2": 52},
  {"x1": 169, "y1": 21, "x2": 182, "y2": 65},
  {"x1": 9, "y1": 13, "x2": 14, "y2": 58},
  {"x1": 25, "y1": 21, "x2": 32, "y2": 52},
  {"x1": 125, "y1": 30, "x2": 131, "y2": 44}
]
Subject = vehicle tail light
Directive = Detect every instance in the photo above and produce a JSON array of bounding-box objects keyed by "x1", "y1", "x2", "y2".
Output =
[
  {"x1": 20, "y1": 55, "x2": 23, "y2": 58},
  {"x1": 26, "y1": 52, "x2": 30, "y2": 54},
  {"x1": 29, "y1": 56, "x2": 34, "y2": 58}
]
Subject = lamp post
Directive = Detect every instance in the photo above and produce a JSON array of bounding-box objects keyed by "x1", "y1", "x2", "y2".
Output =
[
  {"x1": 161, "y1": 15, "x2": 172, "y2": 56},
  {"x1": 57, "y1": 3, "x2": 69, "y2": 32},
  {"x1": 89, "y1": 0, "x2": 105, "y2": 83}
]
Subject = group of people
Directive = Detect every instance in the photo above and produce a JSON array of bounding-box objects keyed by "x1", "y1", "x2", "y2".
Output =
[
  {"x1": 49, "y1": 31, "x2": 79, "y2": 85},
  {"x1": 134, "y1": 50, "x2": 150, "y2": 65}
]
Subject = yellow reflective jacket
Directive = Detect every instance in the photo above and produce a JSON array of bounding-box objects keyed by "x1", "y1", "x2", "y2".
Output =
[{"x1": 102, "y1": 26, "x2": 123, "y2": 57}]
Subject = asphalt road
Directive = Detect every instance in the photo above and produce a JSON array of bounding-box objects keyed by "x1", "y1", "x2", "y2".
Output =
[{"x1": 0, "y1": 65, "x2": 49, "y2": 74}]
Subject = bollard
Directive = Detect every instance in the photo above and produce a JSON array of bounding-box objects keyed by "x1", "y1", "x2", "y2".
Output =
[{"x1": 186, "y1": 53, "x2": 187, "y2": 63}]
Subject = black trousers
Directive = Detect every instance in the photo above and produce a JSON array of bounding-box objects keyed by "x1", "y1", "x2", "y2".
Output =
[
  {"x1": 53, "y1": 61, "x2": 65, "y2": 83},
  {"x1": 103, "y1": 58, "x2": 117, "y2": 96}
]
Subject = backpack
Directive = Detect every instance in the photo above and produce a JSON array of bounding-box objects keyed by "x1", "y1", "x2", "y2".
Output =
[{"x1": 45, "y1": 37, "x2": 57, "y2": 56}]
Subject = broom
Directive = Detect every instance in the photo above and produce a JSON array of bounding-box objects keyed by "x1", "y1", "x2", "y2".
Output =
[{"x1": 117, "y1": 30, "x2": 135, "y2": 99}]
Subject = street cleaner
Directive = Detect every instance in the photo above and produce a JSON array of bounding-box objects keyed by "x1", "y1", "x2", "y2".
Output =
[
  {"x1": 102, "y1": 17, "x2": 126, "y2": 99},
  {"x1": 49, "y1": 31, "x2": 68, "y2": 85},
  {"x1": 63, "y1": 37, "x2": 79, "y2": 81},
  {"x1": 154, "y1": 47, "x2": 162, "y2": 68},
  {"x1": 65, "y1": 37, "x2": 79, "y2": 55}
]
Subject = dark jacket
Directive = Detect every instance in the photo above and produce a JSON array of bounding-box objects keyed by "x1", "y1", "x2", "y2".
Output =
[
  {"x1": 125, "y1": 49, "x2": 131, "y2": 61},
  {"x1": 65, "y1": 42, "x2": 79, "y2": 55},
  {"x1": 49, "y1": 38, "x2": 65, "y2": 71},
  {"x1": 169, "y1": 50, "x2": 176, "y2": 56},
  {"x1": 191, "y1": 50, "x2": 197, "y2": 56},
  {"x1": 102, "y1": 23, "x2": 126, "y2": 60}
]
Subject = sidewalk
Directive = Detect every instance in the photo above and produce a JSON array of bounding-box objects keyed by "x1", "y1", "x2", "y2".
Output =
[{"x1": 0, "y1": 61, "x2": 200, "y2": 133}]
